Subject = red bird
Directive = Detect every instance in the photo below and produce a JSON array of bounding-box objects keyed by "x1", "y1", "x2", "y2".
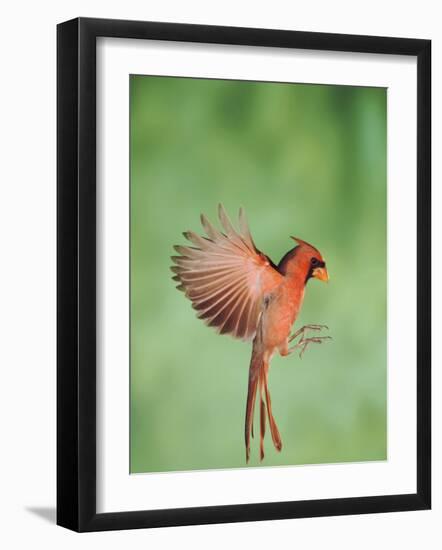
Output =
[{"x1": 171, "y1": 205, "x2": 330, "y2": 462}]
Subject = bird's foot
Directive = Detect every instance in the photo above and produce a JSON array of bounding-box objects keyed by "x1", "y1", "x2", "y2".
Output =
[
  {"x1": 288, "y1": 334, "x2": 332, "y2": 358},
  {"x1": 288, "y1": 324, "x2": 329, "y2": 343}
]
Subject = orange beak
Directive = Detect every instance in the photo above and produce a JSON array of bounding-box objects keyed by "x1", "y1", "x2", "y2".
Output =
[{"x1": 312, "y1": 266, "x2": 329, "y2": 282}]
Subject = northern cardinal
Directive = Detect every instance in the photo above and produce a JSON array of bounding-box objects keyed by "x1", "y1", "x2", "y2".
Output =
[{"x1": 171, "y1": 205, "x2": 330, "y2": 462}]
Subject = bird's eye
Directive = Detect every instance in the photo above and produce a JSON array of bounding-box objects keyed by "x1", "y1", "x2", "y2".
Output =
[{"x1": 311, "y1": 257, "x2": 319, "y2": 266}]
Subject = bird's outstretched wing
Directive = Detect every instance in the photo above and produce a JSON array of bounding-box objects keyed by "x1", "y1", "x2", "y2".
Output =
[{"x1": 171, "y1": 204, "x2": 283, "y2": 341}]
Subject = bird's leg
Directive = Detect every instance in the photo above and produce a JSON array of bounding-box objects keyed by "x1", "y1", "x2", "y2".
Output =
[
  {"x1": 288, "y1": 334, "x2": 332, "y2": 358},
  {"x1": 289, "y1": 324, "x2": 329, "y2": 343},
  {"x1": 288, "y1": 325, "x2": 331, "y2": 358}
]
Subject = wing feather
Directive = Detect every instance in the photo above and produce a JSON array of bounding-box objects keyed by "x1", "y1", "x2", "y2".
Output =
[
  {"x1": 238, "y1": 207, "x2": 256, "y2": 250},
  {"x1": 171, "y1": 205, "x2": 283, "y2": 341}
]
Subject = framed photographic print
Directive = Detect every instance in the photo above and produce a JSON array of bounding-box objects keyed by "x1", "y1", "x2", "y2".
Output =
[{"x1": 57, "y1": 17, "x2": 431, "y2": 532}]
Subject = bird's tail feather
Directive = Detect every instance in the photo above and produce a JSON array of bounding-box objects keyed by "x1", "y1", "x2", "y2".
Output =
[
  {"x1": 245, "y1": 345, "x2": 282, "y2": 462},
  {"x1": 263, "y1": 363, "x2": 282, "y2": 452},
  {"x1": 259, "y1": 372, "x2": 266, "y2": 461},
  {"x1": 245, "y1": 346, "x2": 261, "y2": 463}
]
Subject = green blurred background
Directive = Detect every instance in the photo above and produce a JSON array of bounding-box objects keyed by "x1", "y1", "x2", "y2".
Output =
[{"x1": 130, "y1": 75, "x2": 387, "y2": 473}]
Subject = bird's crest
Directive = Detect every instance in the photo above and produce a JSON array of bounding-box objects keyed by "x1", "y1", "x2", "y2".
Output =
[{"x1": 291, "y1": 236, "x2": 313, "y2": 248}]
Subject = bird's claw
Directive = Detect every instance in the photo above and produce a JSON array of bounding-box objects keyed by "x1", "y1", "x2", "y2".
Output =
[
  {"x1": 288, "y1": 324, "x2": 329, "y2": 343},
  {"x1": 288, "y1": 323, "x2": 332, "y2": 358},
  {"x1": 296, "y1": 336, "x2": 332, "y2": 358}
]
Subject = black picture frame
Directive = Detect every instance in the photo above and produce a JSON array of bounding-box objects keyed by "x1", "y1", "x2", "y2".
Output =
[{"x1": 57, "y1": 17, "x2": 431, "y2": 532}]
